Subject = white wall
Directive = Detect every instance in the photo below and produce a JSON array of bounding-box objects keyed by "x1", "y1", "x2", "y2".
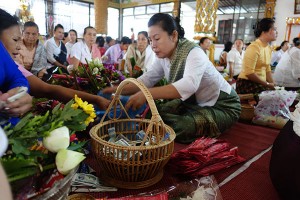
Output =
[{"x1": 274, "y1": 0, "x2": 300, "y2": 45}]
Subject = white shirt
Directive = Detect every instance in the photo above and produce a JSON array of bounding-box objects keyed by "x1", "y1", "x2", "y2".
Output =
[
  {"x1": 138, "y1": 47, "x2": 232, "y2": 107},
  {"x1": 44, "y1": 37, "x2": 62, "y2": 67},
  {"x1": 273, "y1": 47, "x2": 300, "y2": 87},
  {"x1": 65, "y1": 42, "x2": 75, "y2": 57},
  {"x1": 70, "y1": 40, "x2": 92, "y2": 64},
  {"x1": 227, "y1": 48, "x2": 245, "y2": 76},
  {"x1": 271, "y1": 49, "x2": 285, "y2": 66}
]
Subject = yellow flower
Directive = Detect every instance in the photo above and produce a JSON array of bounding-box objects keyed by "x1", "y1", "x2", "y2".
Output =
[
  {"x1": 74, "y1": 94, "x2": 84, "y2": 107},
  {"x1": 72, "y1": 95, "x2": 96, "y2": 126},
  {"x1": 71, "y1": 103, "x2": 79, "y2": 109},
  {"x1": 84, "y1": 116, "x2": 95, "y2": 125}
]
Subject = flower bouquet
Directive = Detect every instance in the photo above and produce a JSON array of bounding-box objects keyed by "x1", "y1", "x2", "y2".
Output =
[
  {"x1": 50, "y1": 58, "x2": 126, "y2": 94},
  {"x1": 0, "y1": 95, "x2": 96, "y2": 199}
]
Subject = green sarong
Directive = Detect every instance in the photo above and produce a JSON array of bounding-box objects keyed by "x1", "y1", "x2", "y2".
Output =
[{"x1": 158, "y1": 89, "x2": 241, "y2": 143}]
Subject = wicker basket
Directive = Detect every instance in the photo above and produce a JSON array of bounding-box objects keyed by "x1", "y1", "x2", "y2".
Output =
[
  {"x1": 90, "y1": 78, "x2": 176, "y2": 189},
  {"x1": 67, "y1": 194, "x2": 95, "y2": 200},
  {"x1": 240, "y1": 103, "x2": 255, "y2": 121}
]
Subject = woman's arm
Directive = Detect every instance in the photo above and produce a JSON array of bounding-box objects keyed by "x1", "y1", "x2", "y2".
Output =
[
  {"x1": 69, "y1": 56, "x2": 80, "y2": 69},
  {"x1": 27, "y1": 75, "x2": 110, "y2": 110}
]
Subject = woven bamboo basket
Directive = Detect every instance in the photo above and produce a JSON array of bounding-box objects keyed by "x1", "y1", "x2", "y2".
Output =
[
  {"x1": 240, "y1": 103, "x2": 255, "y2": 121},
  {"x1": 90, "y1": 78, "x2": 176, "y2": 189}
]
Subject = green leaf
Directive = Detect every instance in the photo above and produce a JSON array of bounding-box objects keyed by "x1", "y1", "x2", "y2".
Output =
[
  {"x1": 13, "y1": 113, "x2": 33, "y2": 132},
  {"x1": 10, "y1": 139, "x2": 30, "y2": 155},
  {"x1": 67, "y1": 140, "x2": 88, "y2": 151}
]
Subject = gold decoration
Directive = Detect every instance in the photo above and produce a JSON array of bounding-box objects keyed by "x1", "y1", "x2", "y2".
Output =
[
  {"x1": 264, "y1": 0, "x2": 276, "y2": 18},
  {"x1": 95, "y1": 0, "x2": 108, "y2": 34},
  {"x1": 194, "y1": 0, "x2": 219, "y2": 34},
  {"x1": 17, "y1": 0, "x2": 34, "y2": 23}
]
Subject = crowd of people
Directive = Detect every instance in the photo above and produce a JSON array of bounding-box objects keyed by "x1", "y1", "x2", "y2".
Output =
[{"x1": 1, "y1": 5, "x2": 300, "y2": 199}]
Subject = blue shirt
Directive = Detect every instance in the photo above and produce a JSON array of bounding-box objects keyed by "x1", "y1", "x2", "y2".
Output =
[{"x1": 0, "y1": 41, "x2": 29, "y2": 93}]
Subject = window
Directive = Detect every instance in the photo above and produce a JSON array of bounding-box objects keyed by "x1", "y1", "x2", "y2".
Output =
[{"x1": 108, "y1": 7, "x2": 119, "y2": 39}]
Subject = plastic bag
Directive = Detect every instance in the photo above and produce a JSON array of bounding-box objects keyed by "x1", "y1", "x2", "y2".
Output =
[
  {"x1": 252, "y1": 89, "x2": 297, "y2": 129},
  {"x1": 107, "y1": 176, "x2": 222, "y2": 200}
]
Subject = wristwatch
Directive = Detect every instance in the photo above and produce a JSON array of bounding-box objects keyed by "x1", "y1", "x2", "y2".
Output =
[{"x1": 266, "y1": 82, "x2": 270, "y2": 86}]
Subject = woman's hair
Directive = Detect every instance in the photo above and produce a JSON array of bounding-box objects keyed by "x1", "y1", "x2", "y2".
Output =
[
  {"x1": 254, "y1": 18, "x2": 275, "y2": 38},
  {"x1": 148, "y1": 13, "x2": 185, "y2": 39},
  {"x1": 83, "y1": 26, "x2": 96, "y2": 35},
  {"x1": 120, "y1": 36, "x2": 132, "y2": 45},
  {"x1": 54, "y1": 24, "x2": 64, "y2": 31},
  {"x1": 96, "y1": 36, "x2": 105, "y2": 47},
  {"x1": 223, "y1": 41, "x2": 233, "y2": 52},
  {"x1": 275, "y1": 40, "x2": 288, "y2": 51},
  {"x1": 23, "y1": 21, "x2": 39, "y2": 32},
  {"x1": 138, "y1": 31, "x2": 149, "y2": 44},
  {"x1": 199, "y1": 37, "x2": 209, "y2": 45},
  {"x1": 0, "y1": 9, "x2": 19, "y2": 35},
  {"x1": 69, "y1": 29, "x2": 78, "y2": 42}
]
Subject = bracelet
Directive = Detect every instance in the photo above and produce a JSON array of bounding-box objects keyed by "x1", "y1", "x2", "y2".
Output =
[{"x1": 266, "y1": 82, "x2": 270, "y2": 86}]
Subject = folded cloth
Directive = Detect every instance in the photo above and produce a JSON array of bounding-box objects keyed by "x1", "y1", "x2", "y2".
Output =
[{"x1": 96, "y1": 91, "x2": 147, "y2": 119}]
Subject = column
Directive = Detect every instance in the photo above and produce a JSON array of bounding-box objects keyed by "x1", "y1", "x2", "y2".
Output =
[
  {"x1": 172, "y1": 0, "x2": 180, "y2": 18},
  {"x1": 94, "y1": 0, "x2": 108, "y2": 35},
  {"x1": 194, "y1": 0, "x2": 219, "y2": 65},
  {"x1": 265, "y1": 0, "x2": 276, "y2": 18}
]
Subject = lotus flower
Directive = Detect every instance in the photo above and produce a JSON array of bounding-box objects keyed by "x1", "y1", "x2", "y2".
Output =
[
  {"x1": 55, "y1": 149, "x2": 85, "y2": 175},
  {"x1": 43, "y1": 126, "x2": 70, "y2": 153}
]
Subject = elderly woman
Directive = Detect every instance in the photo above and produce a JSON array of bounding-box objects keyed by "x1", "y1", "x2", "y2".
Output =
[
  {"x1": 14, "y1": 21, "x2": 47, "y2": 78},
  {"x1": 69, "y1": 26, "x2": 100, "y2": 69},
  {"x1": 103, "y1": 13, "x2": 241, "y2": 143},
  {"x1": 236, "y1": 18, "x2": 276, "y2": 94},
  {"x1": 125, "y1": 31, "x2": 155, "y2": 76}
]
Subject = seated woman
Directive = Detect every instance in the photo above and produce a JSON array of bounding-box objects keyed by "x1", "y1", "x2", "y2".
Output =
[
  {"x1": 14, "y1": 21, "x2": 47, "y2": 78},
  {"x1": 125, "y1": 31, "x2": 156, "y2": 77},
  {"x1": 271, "y1": 40, "x2": 289, "y2": 67},
  {"x1": 0, "y1": 9, "x2": 32, "y2": 117},
  {"x1": 96, "y1": 36, "x2": 106, "y2": 56},
  {"x1": 65, "y1": 29, "x2": 78, "y2": 58},
  {"x1": 69, "y1": 26, "x2": 101, "y2": 69},
  {"x1": 103, "y1": 13, "x2": 241, "y2": 143},
  {"x1": 219, "y1": 41, "x2": 233, "y2": 67},
  {"x1": 0, "y1": 9, "x2": 110, "y2": 111},
  {"x1": 236, "y1": 18, "x2": 276, "y2": 94},
  {"x1": 273, "y1": 37, "x2": 300, "y2": 91}
]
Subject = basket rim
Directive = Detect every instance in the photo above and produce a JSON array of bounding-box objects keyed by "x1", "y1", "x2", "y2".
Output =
[{"x1": 90, "y1": 119, "x2": 176, "y2": 150}]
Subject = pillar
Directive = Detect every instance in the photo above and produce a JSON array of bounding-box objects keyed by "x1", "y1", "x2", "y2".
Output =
[
  {"x1": 172, "y1": 0, "x2": 180, "y2": 18},
  {"x1": 94, "y1": 0, "x2": 108, "y2": 35},
  {"x1": 194, "y1": 0, "x2": 219, "y2": 65},
  {"x1": 265, "y1": 0, "x2": 276, "y2": 18}
]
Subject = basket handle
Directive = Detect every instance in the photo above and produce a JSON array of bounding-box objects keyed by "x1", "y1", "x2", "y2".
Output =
[{"x1": 100, "y1": 78, "x2": 167, "y2": 144}]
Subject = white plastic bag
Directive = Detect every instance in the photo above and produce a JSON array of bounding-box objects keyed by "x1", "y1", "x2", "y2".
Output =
[{"x1": 252, "y1": 89, "x2": 297, "y2": 129}]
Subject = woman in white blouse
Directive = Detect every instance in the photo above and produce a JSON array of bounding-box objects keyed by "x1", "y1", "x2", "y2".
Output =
[
  {"x1": 271, "y1": 40, "x2": 289, "y2": 67},
  {"x1": 125, "y1": 31, "x2": 155, "y2": 76},
  {"x1": 69, "y1": 26, "x2": 100, "y2": 69},
  {"x1": 273, "y1": 38, "x2": 300, "y2": 90},
  {"x1": 103, "y1": 13, "x2": 241, "y2": 143}
]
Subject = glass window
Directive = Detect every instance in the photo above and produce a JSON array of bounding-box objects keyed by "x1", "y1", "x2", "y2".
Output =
[
  {"x1": 123, "y1": 16, "x2": 134, "y2": 37},
  {"x1": 160, "y1": 3, "x2": 174, "y2": 13},
  {"x1": 123, "y1": 8, "x2": 133, "y2": 16},
  {"x1": 134, "y1": 6, "x2": 146, "y2": 15},
  {"x1": 147, "y1": 5, "x2": 159, "y2": 14},
  {"x1": 0, "y1": 0, "x2": 19, "y2": 15},
  {"x1": 31, "y1": 0, "x2": 46, "y2": 35},
  {"x1": 108, "y1": 7, "x2": 119, "y2": 39},
  {"x1": 90, "y1": 4, "x2": 95, "y2": 27}
]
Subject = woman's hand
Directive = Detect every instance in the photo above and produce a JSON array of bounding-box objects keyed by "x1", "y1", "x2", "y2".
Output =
[
  {"x1": 266, "y1": 82, "x2": 275, "y2": 90},
  {"x1": 125, "y1": 91, "x2": 146, "y2": 111},
  {"x1": 0, "y1": 88, "x2": 32, "y2": 117},
  {"x1": 96, "y1": 96, "x2": 111, "y2": 110}
]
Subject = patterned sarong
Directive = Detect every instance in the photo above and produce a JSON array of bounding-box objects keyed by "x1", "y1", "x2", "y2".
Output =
[{"x1": 236, "y1": 78, "x2": 267, "y2": 94}]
